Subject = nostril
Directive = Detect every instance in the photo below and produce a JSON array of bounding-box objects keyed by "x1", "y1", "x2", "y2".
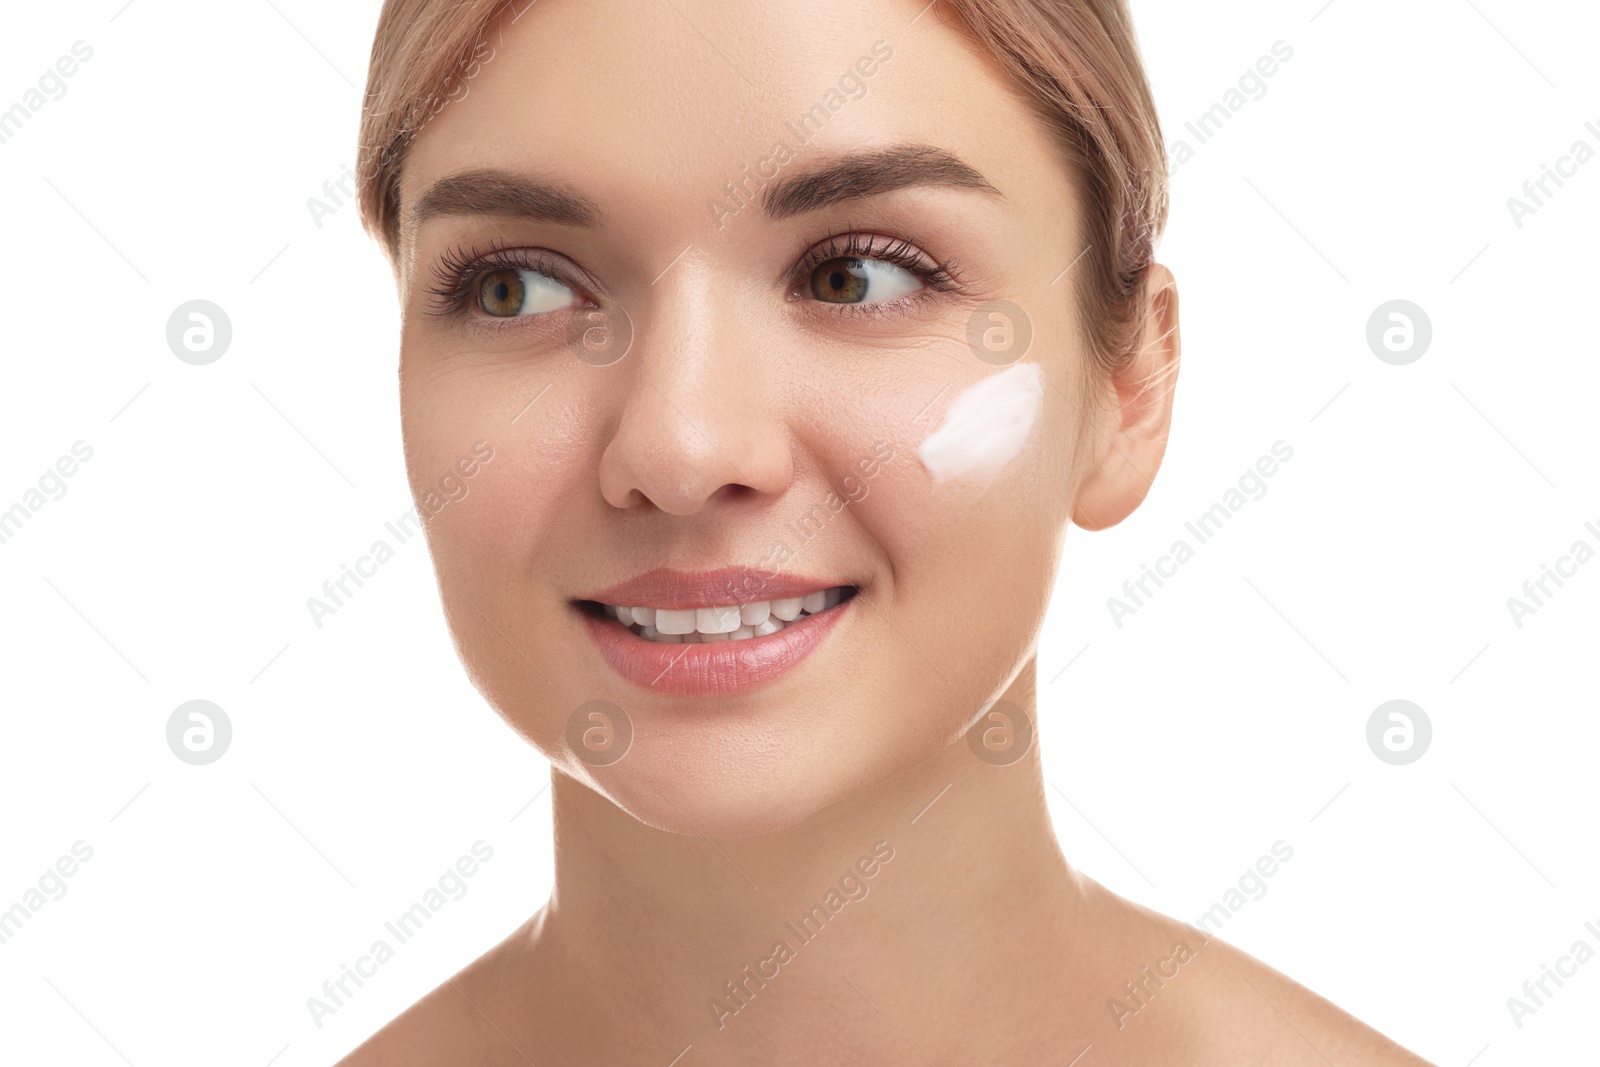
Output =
[{"x1": 712, "y1": 483, "x2": 762, "y2": 505}]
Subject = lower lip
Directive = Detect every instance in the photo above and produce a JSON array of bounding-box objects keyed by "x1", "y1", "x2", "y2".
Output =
[{"x1": 580, "y1": 598, "x2": 852, "y2": 697}]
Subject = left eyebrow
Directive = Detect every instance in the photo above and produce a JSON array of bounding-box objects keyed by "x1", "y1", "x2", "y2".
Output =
[{"x1": 761, "y1": 143, "x2": 1003, "y2": 220}]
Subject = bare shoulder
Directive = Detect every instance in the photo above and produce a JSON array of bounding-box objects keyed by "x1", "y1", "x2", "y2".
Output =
[
  {"x1": 1076, "y1": 880, "x2": 1437, "y2": 1066},
  {"x1": 1180, "y1": 927, "x2": 1437, "y2": 1065},
  {"x1": 332, "y1": 912, "x2": 553, "y2": 1067}
]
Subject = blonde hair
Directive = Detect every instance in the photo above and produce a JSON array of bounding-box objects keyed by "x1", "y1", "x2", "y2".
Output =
[{"x1": 357, "y1": 0, "x2": 1169, "y2": 377}]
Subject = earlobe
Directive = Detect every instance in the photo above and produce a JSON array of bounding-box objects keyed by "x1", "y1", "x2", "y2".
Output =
[{"x1": 1070, "y1": 264, "x2": 1181, "y2": 532}]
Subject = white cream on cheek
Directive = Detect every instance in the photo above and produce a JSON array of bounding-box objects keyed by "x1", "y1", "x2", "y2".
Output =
[{"x1": 915, "y1": 361, "x2": 1044, "y2": 487}]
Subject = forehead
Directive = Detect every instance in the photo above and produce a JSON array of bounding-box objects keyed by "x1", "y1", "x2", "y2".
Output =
[{"x1": 399, "y1": 0, "x2": 1067, "y2": 237}]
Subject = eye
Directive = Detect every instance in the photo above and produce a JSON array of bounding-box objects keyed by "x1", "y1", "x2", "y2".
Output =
[
  {"x1": 476, "y1": 268, "x2": 582, "y2": 318},
  {"x1": 789, "y1": 231, "x2": 963, "y2": 316},
  {"x1": 807, "y1": 257, "x2": 924, "y2": 305}
]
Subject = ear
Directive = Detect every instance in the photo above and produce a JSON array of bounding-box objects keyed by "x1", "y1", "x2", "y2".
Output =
[{"x1": 1071, "y1": 263, "x2": 1181, "y2": 532}]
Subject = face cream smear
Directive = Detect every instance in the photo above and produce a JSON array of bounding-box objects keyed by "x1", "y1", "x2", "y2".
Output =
[{"x1": 916, "y1": 361, "x2": 1044, "y2": 487}]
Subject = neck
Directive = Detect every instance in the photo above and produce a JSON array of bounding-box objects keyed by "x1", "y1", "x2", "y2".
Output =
[{"x1": 535, "y1": 658, "x2": 1091, "y2": 1053}]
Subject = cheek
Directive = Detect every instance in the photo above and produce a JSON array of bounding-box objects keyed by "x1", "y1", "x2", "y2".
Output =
[
  {"x1": 840, "y1": 345, "x2": 1074, "y2": 589},
  {"x1": 856, "y1": 482, "x2": 1056, "y2": 769},
  {"x1": 399, "y1": 343, "x2": 592, "y2": 568},
  {"x1": 855, "y1": 445, "x2": 1059, "y2": 643},
  {"x1": 411, "y1": 416, "x2": 591, "y2": 577},
  {"x1": 814, "y1": 372, "x2": 1070, "y2": 750}
]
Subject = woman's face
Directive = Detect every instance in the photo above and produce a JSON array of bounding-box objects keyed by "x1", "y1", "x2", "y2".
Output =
[{"x1": 394, "y1": 0, "x2": 1157, "y2": 836}]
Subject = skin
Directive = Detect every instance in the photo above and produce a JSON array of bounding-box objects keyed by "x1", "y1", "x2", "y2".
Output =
[{"x1": 337, "y1": 0, "x2": 1437, "y2": 1062}]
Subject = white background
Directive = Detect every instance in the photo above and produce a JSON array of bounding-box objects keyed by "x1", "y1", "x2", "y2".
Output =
[{"x1": 1, "y1": 1, "x2": 1595, "y2": 1064}]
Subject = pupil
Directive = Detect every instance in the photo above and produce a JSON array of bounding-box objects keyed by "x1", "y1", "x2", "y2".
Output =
[
  {"x1": 494, "y1": 282, "x2": 510, "y2": 301},
  {"x1": 829, "y1": 271, "x2": 846, "y2": 291}
]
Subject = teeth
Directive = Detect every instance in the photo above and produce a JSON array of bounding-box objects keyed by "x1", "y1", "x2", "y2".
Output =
[
  {"x1": 654, "y1": 608, "x2": 697, "y2": 635},
  {"x1": 600, "y1": 587, "x2": 851, "y2": 643},
  {"x1": 696, "y1": 605, "x2": 742, "y2": 634}
]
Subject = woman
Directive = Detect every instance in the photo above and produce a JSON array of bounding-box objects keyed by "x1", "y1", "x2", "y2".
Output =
[{"x1": 340, "y1": 0, "x2": 1435, "y2": 1062}]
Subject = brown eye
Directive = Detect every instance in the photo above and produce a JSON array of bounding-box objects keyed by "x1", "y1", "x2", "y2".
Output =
[
  {"x1": 806, "y1": 256, "x2": 923, "y2": 305},
  {"x1": 478, "y1": 269, "x2": 526, "y2": 316},
  {"x1": 810, "y1": 257, "x2": 870, "y2": 303},
  {"x1": 473, "y1": 267, "x2": 581, "y2": 318}
]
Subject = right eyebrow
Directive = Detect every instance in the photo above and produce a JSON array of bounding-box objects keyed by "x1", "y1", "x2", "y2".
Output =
[
  {"x1": 760, "y1": 143, "x2": 1003, "y2": 220},
  {"x1": 410, "y1": 169, "x2": 606, "y2": 228}
]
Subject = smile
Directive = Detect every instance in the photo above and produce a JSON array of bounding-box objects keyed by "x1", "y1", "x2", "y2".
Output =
[
  {"x1": 576, "y1": 569, "x2": 859, "y2": 696},
  {"x1": 596, "y1": 586, "x2": 854, "y2": 643}
]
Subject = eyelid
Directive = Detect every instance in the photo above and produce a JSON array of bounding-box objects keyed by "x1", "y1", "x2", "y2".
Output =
[
  {"x1": 426, "y1": 229, "x2": 965, "y2": 326},
  {"x1": 787, "y1": 229, "x2": 965, "y2": 304},
  {"x1": 425, "y1": 241, "x2": 600, "y2": 319},
  {"x1": 784, "y1": 228, "x2": 966, "y2": 321}
]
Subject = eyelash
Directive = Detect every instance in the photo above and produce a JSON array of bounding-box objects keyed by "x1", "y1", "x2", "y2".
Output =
[
  {"x1": 424, "y1": 243, "x2": 587, "y2": 320},
  {"x1": 424, "y1": 231, "x2": 966, "y2": 325},
  {"x1": 788, "y1": 229, "x2": 965, "y2": 319}
]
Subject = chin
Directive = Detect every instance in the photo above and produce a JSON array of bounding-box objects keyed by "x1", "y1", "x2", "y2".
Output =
[
  {"x1": 620, "y1": 790, "x2": 822, "y2": 839},
  {"x1": 574, "y1": 724, "x2": 912, "y2": 839}
]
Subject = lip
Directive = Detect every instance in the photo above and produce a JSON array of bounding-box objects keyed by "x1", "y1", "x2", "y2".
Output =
[
  {"x1": 583, "y1": 567, "x2": 848, "y2": 611},
  {"x1": 577, "y1": 572, "x2": 856, "y2": 697}
]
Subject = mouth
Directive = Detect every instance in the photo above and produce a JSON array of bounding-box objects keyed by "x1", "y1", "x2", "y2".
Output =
[
  {"x1": 574, "y1": 570, "x2": 860, "y2": 697},
  {"x1": 578, "y1": 585, "x2": 858, "y2": 643}
]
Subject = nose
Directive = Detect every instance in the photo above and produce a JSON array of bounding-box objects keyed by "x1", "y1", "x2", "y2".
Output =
[{"x1": 597, "y1": 266, "x2": 793, "y2": 515}]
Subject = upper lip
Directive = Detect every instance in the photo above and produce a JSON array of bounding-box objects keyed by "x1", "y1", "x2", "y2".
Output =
[{"x1": 582, "y1": 567, "x2": 851, "y2": 610}]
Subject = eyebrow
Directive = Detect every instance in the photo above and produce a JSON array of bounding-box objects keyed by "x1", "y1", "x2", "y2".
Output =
[
  {"x1": 762, "y1": 143, "x2": 1003, "y2": 219},
  {"x1": 410, "y1": 170, "x2": 605, "y2": 228},
  {"x1": 408, "y1": 143, "x2": 1001, "y2": 229}
]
